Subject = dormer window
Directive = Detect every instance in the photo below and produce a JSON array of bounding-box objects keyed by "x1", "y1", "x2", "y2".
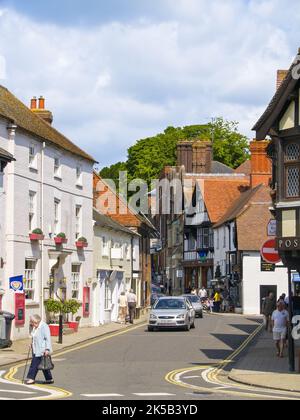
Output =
[{"x1": 285, "y1": 143, "x2": 300, "y2": 198}]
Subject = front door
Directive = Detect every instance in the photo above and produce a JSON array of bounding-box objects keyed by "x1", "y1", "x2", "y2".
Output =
[{"x1": 260, "y1": 285, "x2": 277, "y2": 314}]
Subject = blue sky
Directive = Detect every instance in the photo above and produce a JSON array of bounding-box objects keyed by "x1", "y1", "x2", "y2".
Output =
[{"x1": 0, "y1": 0, "x2": 300, "y2": 168}]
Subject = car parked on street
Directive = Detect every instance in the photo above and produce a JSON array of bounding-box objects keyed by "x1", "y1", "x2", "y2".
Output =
[
  {"x1": 150, "y1": 292, "x2": 165, "y2": 307},
  {"x1": 182, "y1": 295, "x2": 204, "y2": 318},
  {"x1": 148, "y1": 297, "x2": 195, "y2": 332}
]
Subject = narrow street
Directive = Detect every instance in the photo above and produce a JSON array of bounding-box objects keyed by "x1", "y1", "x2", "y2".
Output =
[{"x1": 1, "y1": 314, "x2": 300, "y2": 401}]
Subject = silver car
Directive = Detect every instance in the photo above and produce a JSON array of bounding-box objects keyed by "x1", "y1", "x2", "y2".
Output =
[
  {"x1": 183, "y1": 295, "x2": 204, "y2": 318},
  {"x1": 148, "y1": 297, "x2": 196, "y2": 332}
]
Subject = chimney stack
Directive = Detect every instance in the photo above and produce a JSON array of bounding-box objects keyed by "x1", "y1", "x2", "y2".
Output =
[
  {"x1": 30, "y1": 96, "x2": 53, "y2": 125},
  {"x1": 177, "y1": 141, "x2": 193, "y2": 173},
  {"x1": 277, "y1": 70, "x2": 288, "y2": 90},
  {"x1": 250, "y1": 140, "x2": 272, "y2": 188},
  {"x1": 192, "y1": 140, "x2": 212, "y2": 174}
]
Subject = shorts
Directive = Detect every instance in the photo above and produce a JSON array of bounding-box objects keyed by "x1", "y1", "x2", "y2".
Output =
[{"x1": 273, "y1": 329, "x2": 287, "y2": 341}]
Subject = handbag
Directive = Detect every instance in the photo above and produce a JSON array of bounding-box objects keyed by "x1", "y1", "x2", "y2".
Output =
[{"x1": 38, "y1": 355, "x2": 55, "y2": 371}]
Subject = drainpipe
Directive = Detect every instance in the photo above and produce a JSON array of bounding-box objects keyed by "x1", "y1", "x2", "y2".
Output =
[{"x1": 40, "y1": 142, "x2": 46, "y2": 319}]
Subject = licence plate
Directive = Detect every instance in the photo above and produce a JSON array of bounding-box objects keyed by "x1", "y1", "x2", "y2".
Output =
[{"x1": 159, "y1": 320, "x2": 174, "y2": 325}]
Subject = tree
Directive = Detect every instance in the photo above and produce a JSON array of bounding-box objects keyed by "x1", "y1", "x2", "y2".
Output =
[{"x1": 99, "y1": 119, "x2": 249, "y2": 188}]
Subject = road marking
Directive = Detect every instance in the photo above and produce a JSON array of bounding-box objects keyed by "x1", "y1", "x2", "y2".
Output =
[
  {"x1": 165, "y1": 323, "x2": 300, "y2": 400},
  {"x1": 81, "y1": 394, "x2": 124, "y2": 398},
  {"x1": 183, "y1": 376, "x2": 201, "y2": 379},
  {"x1": 3, "y1": 323, "x2": 147, "y2": 400},
  {"x1": 0, "y1": 389, "x2": 35, "y2": 395},
  {"x1": 0, "y1": 397, "x2": 15, "y2": 400},
  {"x1": 133, "y1": 393, "x2": 176, "y2": 397}
]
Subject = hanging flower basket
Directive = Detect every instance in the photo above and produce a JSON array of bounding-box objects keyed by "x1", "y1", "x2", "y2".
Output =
[
  {"x1": 29, "y1": 229, "x2": 44, "y2": 241},
  {"x1": 76, "y1": 237, "x2": 88, "y2": 249},
  {"x1": 54, "y1": 233, "x2": 68, "y2": 245}
]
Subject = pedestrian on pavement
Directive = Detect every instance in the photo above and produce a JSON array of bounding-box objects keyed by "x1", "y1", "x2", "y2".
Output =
[
  {"x1": 262, "y1": 292, "x2": 276, "y2": 332},
  {"x1": 191, "y1": 287, "x2": 197, "y2": 296},
  {"x1": 213, "y1": 290, "x2": 222, "y2": 313},
  {"x1": 127, "y1": 289, "x2": 137, "y2": 324},
  {"x1": 118, "y1": 292, "x2": 128, "y2": 325},
  {"x1": 168, "y1": 281, "x2": 173, "y2": 296},
  {"x1": 272, "y1": 301, "x2": 289, "y2": 358},
  {"x1": 25, "y1": 314, "x2": 54, "y2": 385},
  {"x1": 199, "y1": 287, "x2": 208, "y2": 302}
]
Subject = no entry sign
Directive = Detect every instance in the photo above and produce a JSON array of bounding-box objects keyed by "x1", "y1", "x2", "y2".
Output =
[{"x1": 261, "y1": 239, "x2": 281, "y2": 264}]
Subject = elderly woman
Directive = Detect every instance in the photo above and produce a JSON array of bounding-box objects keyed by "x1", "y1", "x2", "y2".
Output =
[{"x1": 25, "y1": 315, "x2": 54, "y2": 385}]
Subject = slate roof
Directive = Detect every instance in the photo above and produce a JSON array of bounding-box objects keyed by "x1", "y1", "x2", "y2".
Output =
[
  {"x1": 0, "y1": 85, "x2": 96, "y2": 162},
  {"x1": 0, "y1": 147, "x2": 14, "y2": 161},
  {"x1": 211, "y1": 161, "x2": 235, "y2": 174},
  {"x1": 93, "y1": 208, "x2": 140, "y2": 237}
]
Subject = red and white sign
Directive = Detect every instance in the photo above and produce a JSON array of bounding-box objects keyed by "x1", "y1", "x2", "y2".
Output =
[{"x1": 261, "y1": 239, "x2": 281, "y2": 264}]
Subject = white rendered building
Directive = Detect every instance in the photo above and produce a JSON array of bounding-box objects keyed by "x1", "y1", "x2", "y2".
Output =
[{"x1": 0, "y1": 88, "x2": 95, "y2": 339}]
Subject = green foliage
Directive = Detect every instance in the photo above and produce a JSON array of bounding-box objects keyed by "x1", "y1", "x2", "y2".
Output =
[
  {"x1": 99, "y1": 119, "x2": 249, "y2": 188},
  {"x1": 56, "y1": 232, "x2": 66, "y2": 238},
  {"x1": 44, "y1": 299, "x2": 63, "y2": 314},
  {"x1": 77, "y1": 237, "x2": 87, "y2": 243},
  {"x1": 32, "y1": 228, "x2": 43, "y2": 235},
  {"x1": 62, "y1": 300, "x2": 81, "y2": 316}
]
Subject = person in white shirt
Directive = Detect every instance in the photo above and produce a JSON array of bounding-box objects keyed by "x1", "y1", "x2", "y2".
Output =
[
  {"x1": 118, "y1": 292, "x2": 128, "y2": 325},
  {"x1": 199, "y1": 287, "x2": 208, "y2": 302},
  {"x1": 127, "y1": 289, "x2": 137, "y2": 324},
  {"x1": 272, "y1": 301, "x2": 289, "y2": 358}
]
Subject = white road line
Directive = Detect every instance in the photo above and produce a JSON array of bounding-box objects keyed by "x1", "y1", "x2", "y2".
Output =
[
  {"x1": 0, "y1": 397, "x2": 16, "y2": 400},
  {"x1": 81, "y1": 394, "x2": 124, "y2": 398},
  {"x1": 183, "y1": 376, "x2": 201, "y2": 379},
  {"x1": 133, "y1": 393, "x2": 176, "y2": 397},
  {"x1": 0, "y1": 389, "x2": 35, "y2": 395}
]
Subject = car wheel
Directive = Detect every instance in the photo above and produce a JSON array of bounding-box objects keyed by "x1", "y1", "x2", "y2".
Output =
[{"x1": 199, "y1": 312, "x2": 203, "y2": 319}]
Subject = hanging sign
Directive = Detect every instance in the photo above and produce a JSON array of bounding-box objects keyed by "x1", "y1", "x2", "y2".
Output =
[{"x1": 9, "y1": 276, "x2": 23, "y2": 292}]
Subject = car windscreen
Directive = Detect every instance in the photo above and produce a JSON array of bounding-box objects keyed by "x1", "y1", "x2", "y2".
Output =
[
  {"x1": 185, "y1": 296, "x2": 200, "y2": 303},
  {"x1": 154, "y1": 299, "x2": 186, "y2": 310}
]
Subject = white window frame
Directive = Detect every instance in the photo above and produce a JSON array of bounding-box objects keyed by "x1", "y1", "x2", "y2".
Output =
[
  {"x1": 29, "y1": 143, "x2": 37, "y2": 170},
  {"x1": 29, "y1": 191, "x2": 36, "y2": 232},
  {"x1": 54, "y1": 198, "x2": 61, "y2": 235},
  {"x1": 71, "y1": 264, "x2": 81, "y2": 300},
  {"x1": 102, "y1": 236, "x2": 109, "y2": 258},
  {"x1": 75, "y1": 205, "x2": 82, "y2": 240},
  {"x1": 24, "y1": 259, "x2": 37, "y2": 301},
  {"x1": 104, "y1": 279, "x2": 112, "y2": 310},
  {"x1": 54, "y1": 156, "x2": 61, "y2": 179},
  {"x1": 76, "y1": 164, "x2": 83, "y2": 187}
]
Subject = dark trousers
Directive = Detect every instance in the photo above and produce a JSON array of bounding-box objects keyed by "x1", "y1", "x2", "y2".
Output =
[
  {"x1": 128, "y1": 303, "x2": 136, "y2": 324},
  {"x1": 27, "y1": 355, "x2": 53, "y2": 381},
  {"x1": 214, "y1": 302, "x2": 221, "y2": 313}
]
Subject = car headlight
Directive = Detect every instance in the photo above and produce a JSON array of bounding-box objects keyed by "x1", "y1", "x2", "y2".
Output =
[
  {"x1": 150, "y1": 314, "x2": 157, "y2": 320},
  {"x1": 176, "y1": 314, "x2": 185, "y2": 319}
]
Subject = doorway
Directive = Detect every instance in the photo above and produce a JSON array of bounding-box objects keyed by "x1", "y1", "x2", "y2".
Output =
[{"x1": 260, "y1": 285, "x2": 277, "y2": 314}]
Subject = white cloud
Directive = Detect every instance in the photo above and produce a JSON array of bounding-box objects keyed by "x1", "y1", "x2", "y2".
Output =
[{"x1": 0, "y1": 3, "x2": 299, "y2": 166}]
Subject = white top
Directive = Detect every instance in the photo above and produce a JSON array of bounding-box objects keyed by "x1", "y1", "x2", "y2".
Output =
[
  {"x1": 272, "y1": 310, "x2": 289, "y2": 332},
  {"x1": 127, "y1": 292, "x2": 137, "y2": 303},
  {"x1": 119, "y1": 295, "x2": 127, "y2": 307},
  {"x1": 199, "y1": 289, "x2": 207, "y2": 299}
]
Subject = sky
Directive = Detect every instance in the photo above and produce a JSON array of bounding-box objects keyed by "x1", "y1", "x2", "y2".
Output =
[{"x1": 0, "y1": 0, "x2": 300, "y2": 168}]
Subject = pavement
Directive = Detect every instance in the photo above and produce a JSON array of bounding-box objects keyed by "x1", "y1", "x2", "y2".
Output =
[
  {"x1": 0, "y1": 314, "x2": 149, "y2": 368},
  {"x1": 228, "y1": 327, "x2": 300, "y2": 393}
]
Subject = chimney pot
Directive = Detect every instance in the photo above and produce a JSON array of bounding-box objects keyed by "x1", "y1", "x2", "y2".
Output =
[
  {"x1": 30, "y1": 97, "x2": 37, "y2": 110},
  {"x1": 38, "y1": 96, "x2": 45, "y2": 110}
]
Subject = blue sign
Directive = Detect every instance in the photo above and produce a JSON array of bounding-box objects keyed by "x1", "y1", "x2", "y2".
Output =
[
  {"x1": 293, "y1": 273, "x2": 300, "y2": 283},
  {"x1": 9, "y1": 276, "x2": 24, "y2": 292}
]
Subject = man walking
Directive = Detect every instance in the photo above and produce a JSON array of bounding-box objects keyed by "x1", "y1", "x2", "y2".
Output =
[
  {"x1": 199, "y1": 287, "x2": 207, "y2": 302},
  {"x1": 272, "y1": 301, "x2": 289, "y2": 358},
  {"x1": 127, "y1": 289, "x2": 137, "y2": 324},
  {"x1": 262, "y1": 292, "x2": 276, "y2": 332}
]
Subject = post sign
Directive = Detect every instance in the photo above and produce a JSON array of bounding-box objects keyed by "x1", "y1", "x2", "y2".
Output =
[
  {"x1": 9, "y1": 276, "x2": 23, "y2": 292},
  {"x1": 15, "y1": 293, "x2": 25, "y2": 326},
  {"x1": 261, "y1": 239, "x2": 281, "y2": 264},
  {"x1": 267, "y1": 220, "x2": 277, "y2": 237}
]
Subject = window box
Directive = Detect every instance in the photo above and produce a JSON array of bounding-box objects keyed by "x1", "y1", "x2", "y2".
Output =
[
  {"x1": 54, "y1": 236, "x2": 68, "y2": 245},
  {"x1": 29, "y1": 233, "x2": 44, "y2": 241},
  {"x1": 76, "y1": 241, "x2": 88, "y2": 249}
]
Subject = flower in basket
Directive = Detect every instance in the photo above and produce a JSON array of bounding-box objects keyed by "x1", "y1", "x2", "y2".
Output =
[
  {"x1": 76, "y1": 236, "x2": 88, "y2": 248},
  {"x1": 29, "y1": 228, "x2": 44, "y2": 241},
  {"x1": 55, "y1": 232, "x2": 68, "y2": 245}
]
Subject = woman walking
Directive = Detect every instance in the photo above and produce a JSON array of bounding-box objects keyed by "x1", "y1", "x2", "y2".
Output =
[
  {"x1": 25, "y1": 314, "x2": 54, "y2": 385},
  {"x1": 118, "y1": 292, "x2": 128, "y2": 324}
]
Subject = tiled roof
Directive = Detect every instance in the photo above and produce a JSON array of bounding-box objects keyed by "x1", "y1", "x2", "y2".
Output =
[
  {"x1": 203, "y1": 178, "x2": 250, "y2": 224},
  {"x1": 211, "y1": 161, "x2": 235, "y2": 174},
  {"x1": 0, "y1": 85, "x2": 96, "y2": 162},
  {"x1": 0, "y1": 147, "x2": 14, "y2": 161},
  {"x1": 93, "y1": 208, "x2": 140, "y2": 237},
  {"x1": 235, "y1": 160, "x2": 251, "y2": 176},
  {"x1": 214, "y1": 184, "x2": 262, "y2": 228}
]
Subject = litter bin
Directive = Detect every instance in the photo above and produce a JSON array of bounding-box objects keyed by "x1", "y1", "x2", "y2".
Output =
[{"x1": 0, "y1": 311, "x2": 15, "y2": 349}]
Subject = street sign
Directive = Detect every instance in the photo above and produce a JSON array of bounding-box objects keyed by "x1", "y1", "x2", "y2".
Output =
[
  {"x1": 267, "y1": 219, "x2": 277, "y2": 237},
  {"x1": 261, "y1": 239, "x2": 282, "y2": 264},
  {"x1": 261, "y1": 256, "x2": 275, "y2": 272},
  {"x1": 292, "y1": 273, "x2": 300, "y2": 283}
]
